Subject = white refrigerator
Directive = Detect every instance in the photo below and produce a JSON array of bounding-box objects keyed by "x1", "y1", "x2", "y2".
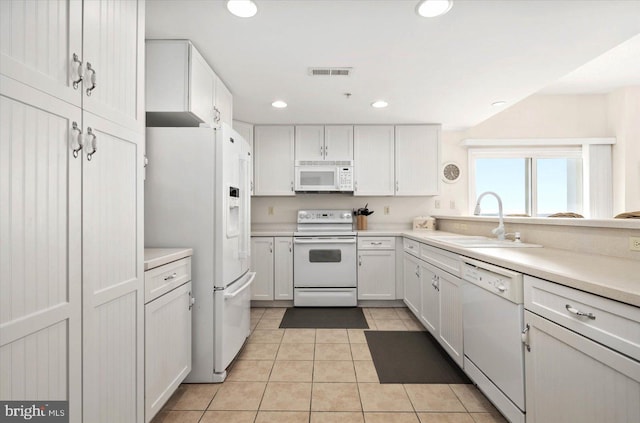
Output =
[{"x1": 145, "y1": 124, "x2": 254, "y2": 382}]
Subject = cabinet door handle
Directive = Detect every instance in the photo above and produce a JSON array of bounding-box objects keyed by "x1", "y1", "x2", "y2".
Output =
[
  {"x1": 71, "y1": 122, "x2": 83, "y2": 158},
  {"x1": 431, "y1": 275, "x2": 438, "y2": 290},
  {"x1": 324, "y1": 144, "x2": 328, "y2": 157},
  {"x1": 565, "y1": 304, "x2": 596, "y2": 320},
  {"x1": 164, "y1": 272, "x2": 177, "y2": 281},
  {"x1": 521, "y1": 323, "x2": 531, "y2": 352},
  {"x1": 415, "y1": 266, "x2": 420, "y2": 278},
  {"x1": 358, "y1": 256, "x2": 362, "y2": 266},
  {"x1": 85, "y1": 127, "x2": 97, "y2": 161},
  {"x1": 289, "y1": 242, "x2": 292, "y2": 253},
  {"x1": 85, "y1": 62, "x2": 96, "y2": 96},
  {"x1": 290, "y1": 181, "x2": 294, "y2": 191},
  {"x1": 354, "y1": 181, "x2": 358, "y2": 192},
  {"x1": 396, "y1": 181, "x2": 399, "y2": 192},
  {"x1": 189, "y1": 291, "x2": 195, "y2": 310},
  {"x1": 269, "y1": 242, "x2": 273, "y2": 253},
  {"x1": 72, "y1": 53, "x2": 84, "y2": 89}
]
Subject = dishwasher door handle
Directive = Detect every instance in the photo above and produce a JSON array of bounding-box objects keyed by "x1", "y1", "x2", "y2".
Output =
[{"x1": 294, "y1": 238, "x2": 356, "y2": 245}]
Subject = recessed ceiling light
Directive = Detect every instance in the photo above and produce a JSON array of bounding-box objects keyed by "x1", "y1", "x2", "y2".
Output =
[
  {"x1": 227, "y1": 0, "x2": 257, "y2": 18},
  {"x1": 271, "y1": 100, "x2": 287, "y2": 109},
  {"x1": 416, "y1": 0, "x2": 453, "y2": 18},
  {"x1": 371, "y1": 100, "x2": 388, "y2": 108},
  {"x1": 492, "y1": 101, "x2": 507, "y2": 107}
]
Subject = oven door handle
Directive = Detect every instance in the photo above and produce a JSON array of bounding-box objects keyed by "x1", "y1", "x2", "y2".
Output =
[{"x1": 294, "y1": 238, "x2": 356, "y2": 244}]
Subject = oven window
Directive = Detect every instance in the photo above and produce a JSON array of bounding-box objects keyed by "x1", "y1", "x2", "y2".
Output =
[{"x1": 309, "y1": 249, "x2": 342, "y2": 262}]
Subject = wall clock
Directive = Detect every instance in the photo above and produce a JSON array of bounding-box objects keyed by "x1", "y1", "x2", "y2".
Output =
[{"x1": 442, "y1": 162, "x2": 461, "y2": 183}]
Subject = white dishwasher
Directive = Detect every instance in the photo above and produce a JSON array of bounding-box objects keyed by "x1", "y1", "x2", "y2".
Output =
[{"x1": 461, "y1": 257, "x2": 525, "y2": 423}]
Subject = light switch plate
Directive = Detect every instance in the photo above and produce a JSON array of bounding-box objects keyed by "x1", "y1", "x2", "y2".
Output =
[{"x1": 630, "y1": 237, "x2": 640, "y2": 252}]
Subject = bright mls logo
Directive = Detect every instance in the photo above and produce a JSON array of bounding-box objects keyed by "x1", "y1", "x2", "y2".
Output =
[{"x1": 0, "y1": 401, "x2": 68, "y2": 422}]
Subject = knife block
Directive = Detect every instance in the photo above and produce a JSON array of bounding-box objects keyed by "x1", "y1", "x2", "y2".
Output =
[{"x1": 357, "y1": 215, "x2": 368, "y2": 230}]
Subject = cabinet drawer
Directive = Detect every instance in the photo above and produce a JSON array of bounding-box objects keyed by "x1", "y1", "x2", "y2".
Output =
[
  {"x1": 419, "y1": 244, "x2": 459, "y2": 276},
  {"x1": 358, "y1": 236, "x2": 395, "y2": 250},
  {"x1": 403, "y1": 238, "x2": 420, "y2": 256},
  {"x1": 524, "y1": 275, "x2": 640, "y2": 361},
  {"x1": 145, "y1": 257, "x2": 192, "y2": 303}
]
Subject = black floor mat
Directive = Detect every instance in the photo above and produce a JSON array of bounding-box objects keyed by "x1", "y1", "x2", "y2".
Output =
[
  {"x1": 279, "y1": 307, "x2": 369, "y2": 329},
  {"x1": 365, "y1": 331, "x2": 471, "y2": 384}
]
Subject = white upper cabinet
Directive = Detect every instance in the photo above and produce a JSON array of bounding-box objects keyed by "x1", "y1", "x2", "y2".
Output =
[
  {"x1": 395, "y1": 125, "x2": 440, "y2": 196},
  {"x1": 354, "y1": 125, "x2": 395, "y2": 196},
  {"x1": 324, "y1": 125, "x2": 354, "y2": 161},
  {"x1": 295, "y1": 125, "x2": 324, "y2": 161},
  {"x1": 295, "y1": 125, "x2": 353, "y2": 162},
  {"x1": 0, "y1": 0, "x2": 83, "y2": 107},
  {"x1": 254, "y1": 125, "x2": 295, "y2": 196},
  {"x1": 82, "y1": 0, "x2": 144, "y2": 131},
  {"x1": 146, "y1": 39, "x2": 231, "y2": 128}
]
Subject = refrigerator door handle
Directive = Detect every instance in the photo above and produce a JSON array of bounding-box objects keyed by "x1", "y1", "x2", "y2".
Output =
[
  {"x1": 238, "y1": 153, "x2": 251, "y2": 259},
  {"x1": 224, "y1": 272, "x2": 256, "y2": 299}
]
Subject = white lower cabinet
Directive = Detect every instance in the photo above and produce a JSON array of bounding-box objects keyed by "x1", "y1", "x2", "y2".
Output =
[
  {"x1": 403, "y1": 252, "x2": 421, "y2": 316},
  {"x1": 357, "y1": 237, "x2": 396, "y2": 300},
  {"x1": 145, "y1": 281, "x2": 192, "y2": 422},
  {"x1": 417, "y1": 253, "x2": 464, "y2": 367},
  {"x1": 524, "y1": 275, "x2": 640, "y2": 423},
  {"x1": 250, "y1": 237, "x2": 293, "y2": 301}
]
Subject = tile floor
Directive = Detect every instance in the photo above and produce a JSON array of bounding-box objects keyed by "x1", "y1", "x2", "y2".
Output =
[{"x1": 152, "y1": 307, "x2": 507, "y2": 423}]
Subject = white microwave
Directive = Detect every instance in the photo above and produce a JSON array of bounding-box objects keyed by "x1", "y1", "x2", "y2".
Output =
[{"x1": 294, "y1": 161, "x2": 354, "y2": 192}]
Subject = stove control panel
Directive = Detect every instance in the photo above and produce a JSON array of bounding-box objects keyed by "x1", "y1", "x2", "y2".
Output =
[{"x1": 297, "y1": 209, "x2": 353, "y2": 223}]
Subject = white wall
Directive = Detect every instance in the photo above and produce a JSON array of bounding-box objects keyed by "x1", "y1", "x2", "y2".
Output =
[{"x1": 607, "y1": 86, "x2": 640, "y2": 213}]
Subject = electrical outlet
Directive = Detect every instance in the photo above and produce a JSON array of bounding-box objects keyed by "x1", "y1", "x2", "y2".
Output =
[
  {"x1": 384, "y1": 206, "x2": 390, "y2": 215},
  {"x1": 450, "y1": 200, "x2": 456, "y2": 209},
  {"x1": 268, "y1": 206, "x2": 274, "y2": 215},
  {"x1": 630, "y1": 237, "x2": 640, "y2": 252},
  {"x1": 435, "y1": 200, "x2": 441, "y2": 209}
]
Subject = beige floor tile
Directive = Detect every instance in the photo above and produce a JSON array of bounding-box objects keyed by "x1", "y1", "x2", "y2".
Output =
[
  {"x1": 404, "y1": 385, "x2": 465, "y2": 412},
  {"x1": 313, "y1": 361, "x2": 356, "y2": 382},
  {"x1": 311, "y1": 382, "x2": 362, "y2": 412},
  {"x1": 260, "y1": 382, "x2": 312, "y2": 411},
  {"x1": 347, "y1": 329, "x2": 368, "y2": 344},
  {"x1": 255, "y1": 411, "x2": 310, "y2": 423},
  {"x1": 449, "y1": 385, "x2": 496, "y2": 413},
  {"x1": 362, "y1": 308, "x2": 373, "y2": 318},
  {"x1": 282, "y1": 329, "x2": 316, "y2": 344},
  {"x1": 402, "y1": 319, "x2": 426, "y2": 331},
  {"x1": 251, "y1": 308, "x2": 266, "y2": 318},
  {"x1": 262, "y1": 307, "x2": 287, "y2": 319},
  {"x1": 163, "y1": 383, "x2": 220, "y2": 410},
  {"x1": 469, "y1": 412, "x2": 508, "y2": 423},
  {"x1": 270, "y1": 360, "x2": 314, "y2": 382},
  {"x1": 251, "y1": 319, "x2": 259, "y2": 333},
  {"x1": 374, "y1": 319, "x2": 408, "y2": 330},
  {"x1": 316, "y1": 329, "x2": 349, "y2": 343},
  {"x1": 151, "y1": 410, "x2": 203, "y2": 423},
  {"x1": 238, "y1": 343, "x2": 280, "y2": 360},
  {"x1": 365, "y1": 321, "x2": 378, "y2": 330},
  {"x1": 368, "y1": 308, "x2": 401, "y2": 319},
  {"x1": 208, "y1": 382, "x2": 266, "y2": 410},
  {"x1": 364, "y1": 412, "x2": 420, "y2": 423},
  {"x1": 227, "y1": 360, "x2": 274, "y2": 382},
  {"x1": 311, "y1": 411, "x2": 365, "y2": 423},
  {"x1": 248, "y1": 329, "x2": 285, "y2": 344},
  {"x1": 353, "y1": 361, "x2": 379, "y2": 383},
  {"x1": 418, "y1": 412, "x2": 475, "y2": 423},
  {"x1": 350, "y1": 343, "x2": 373, "y2": 361},
  {"x1": 277, "y1": 343, "x2": 315, "y2": 361},
  {"x1": 394, "y1": 308, "x2": 414, "y2": 320},
  {"x1": 358, "y1": 383, "x2": 413, "y2": 412},
  {"x1": 200, "y1": 410, "x2": 257, "y2": 423},
  {"x1": 256, "y1": 318, "x2": 283, "y2": 330},
  {"x1": 315, "y1": 343, "x2": 352, "y2": 360}
]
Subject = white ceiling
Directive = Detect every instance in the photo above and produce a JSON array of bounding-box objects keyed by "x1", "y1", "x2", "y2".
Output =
[{"x1": 145, "y1": 0, "x2": 640, "y2": 129}]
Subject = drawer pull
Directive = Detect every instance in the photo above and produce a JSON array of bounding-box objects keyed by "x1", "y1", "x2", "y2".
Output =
[
  {"x1": 164, "y1": 272, "x2": 177, "y2": 281},
  {"x1": 565, "y1": 304, "x2": 596, "y2": 320},
  {"x1": 371, "y1": 241, "x2": 383, "y2": 245}
]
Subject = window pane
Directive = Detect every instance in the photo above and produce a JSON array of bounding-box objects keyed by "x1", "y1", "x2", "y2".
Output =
[
  {"x1": 536, "y1": 158, "x2": 583, "y2": 216},
  {"x1": 475, "y1": 158, "x2": 528, "y2": 215}
]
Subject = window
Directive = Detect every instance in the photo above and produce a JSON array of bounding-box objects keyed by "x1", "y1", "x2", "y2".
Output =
[{"x1": 469, "y1": 147, "x2": 584, "y2": 217}]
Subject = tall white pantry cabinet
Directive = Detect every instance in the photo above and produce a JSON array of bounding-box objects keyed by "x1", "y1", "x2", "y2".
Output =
[{"x1": 0, "y1": 1, "x2": 145, "y2": 422}]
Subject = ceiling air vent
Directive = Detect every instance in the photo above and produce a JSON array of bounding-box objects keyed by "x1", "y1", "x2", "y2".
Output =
[{"x1": 308, "y1": 67, "x2": 353, "y2": 76}]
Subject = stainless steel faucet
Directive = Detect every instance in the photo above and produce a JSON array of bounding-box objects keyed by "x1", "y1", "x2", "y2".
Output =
[{"x1": 474, "y1": 191, "x2": 506, "y2": 240}]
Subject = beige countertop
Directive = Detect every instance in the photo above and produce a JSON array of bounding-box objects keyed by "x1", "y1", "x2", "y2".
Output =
[
  {"x1": 144, "y1": 248, "x2": 193, "y2": 271},
  {"x1": 251, "y1": 228, "x2": 640, "y2": 306}
]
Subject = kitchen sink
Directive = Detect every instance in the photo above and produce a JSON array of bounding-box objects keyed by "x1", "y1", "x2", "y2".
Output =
[{"x1": 435, "y1": 236, "x2": 542, "y2": 248}]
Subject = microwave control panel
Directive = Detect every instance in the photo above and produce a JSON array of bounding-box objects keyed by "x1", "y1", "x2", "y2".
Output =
[{"x1": 338, "y1": 167, "x2": 353, "y2": 190}]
